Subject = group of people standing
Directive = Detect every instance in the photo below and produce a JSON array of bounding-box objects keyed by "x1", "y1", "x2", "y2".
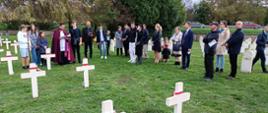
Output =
[
  {"x1": 203, "y1": 21, "x2": 268, "y2": 81},
  {"x1": 16, "y1": 20, "x2": 268, "y2": 81},
  {"x1": 17, "y1": 24, "x2": 48, "y2": 69}
]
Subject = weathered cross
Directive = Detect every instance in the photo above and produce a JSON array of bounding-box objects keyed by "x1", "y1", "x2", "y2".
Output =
[
  {"x1": 76, "y1": 58, "x2": 95, "y2": 88},
  {"x1": 3, "y1": 38, "x2": 11, "y2": 50},
  {"x1": 0, "y1": 51, "x2": 18, "y2": 75},
  {"x1": 102, "y1": 100, "x2": 126, "y2": 113},
  {"x1": 41, "y1": 48, "x2": 55, "y2": 70},
  {"x1": 11, "y1": 40, "x2": 19, "y2": 54},
  {"x1": 0, "y1": 33, "x2": 3, "y2": 47},
  {"x1": 166, "y1": 82, "x2": 191, "y2": 113},
  {"x1": 20, "y1": 63, "x2": 46, "y2": 98}
]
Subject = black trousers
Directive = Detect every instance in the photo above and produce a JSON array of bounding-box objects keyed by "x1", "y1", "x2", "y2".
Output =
[
  {"x1": 59, "y1": 52, "x2": 69, "y2": 65},
  {"x1": 204, "y1": 54, "x2": 214, "y2": 79},
  {"x1": 229, "y1": 53, "x2": 238, "y2": 77},
  {"x1": 253, "y1": 49, "x2": 267, "y2": 72},
  {"x1": 182, "y1": 51, "x2": 191, "y2": 69},
  {"x1": 72, "y1": 44, "x2": 81, "y2": 63},
  {"x1": 107, "y1": 41, "x2": 110, "y2": 56},
  {"x1": 123, "y1": 41, "x2": 129, "y2": 56},
  {"x1": 116, "y1": 48, "x2": 123, "y2": 56},
  {"x1": 84, "y1": 41, "x2": 93, "y2": 58}
]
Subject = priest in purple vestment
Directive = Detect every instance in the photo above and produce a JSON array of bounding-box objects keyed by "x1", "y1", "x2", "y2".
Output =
[{"x1": 51, "y1": 23, "x2": 75, "y2": 65}]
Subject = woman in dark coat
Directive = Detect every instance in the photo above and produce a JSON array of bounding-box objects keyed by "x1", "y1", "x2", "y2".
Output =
[
  {"x1": 152, "y1": 23, "x2": 162, "y2": 63},
  {"x1": 135, "y1": 25, "x2": 145, "y2": 64}
]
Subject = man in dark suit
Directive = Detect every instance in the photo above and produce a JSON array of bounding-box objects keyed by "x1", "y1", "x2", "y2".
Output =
[
  {"x1": 223, "y1": 21, "x2": 245, "y2": 80},
  {"x1": 252, "y1": 25, "x2": 268, "y2": 73},
  {"x1": 122, "y1": 24, "x2": 130, "y2": 57},
  {"x1": 69, "y1": 21, "x2": 82, "y2": 64},
  {"x1": 203, "y1": 22, "x2": 219, "y2": 80},
  {"x1": 96, "y1": 25, "x2": 107, "y2": 59},
  {"x1": 181, "y1": 22, "x2": 194, "y2": 70},
  {"x1": 82, "y1": 21, "x2": 94, "y2": 58}
]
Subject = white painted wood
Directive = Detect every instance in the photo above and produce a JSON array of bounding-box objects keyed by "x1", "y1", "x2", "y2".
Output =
[
  {"x1": 241, "y1": 40, "x2": 256, "y2": 73},
  {"x1": 0, "y1": 33, "x2": 3, "y2": 47},
  {"x1": 0, "y1": 51, "x2": 18, "y2": 75},
  {"x1": 166, "y1": 82, "x2": 191, "y2": 113},
  {"x1": 102, "y1": 100, "x2": 115, "y2": 113},
  {"x1": 41, "y1": 48, "x2": 55, "y2": 70},
  {"x1": 76, "y1": 58, "x2": 95, "y2": 88},
  {"x1": 20, "y1": 63, "x2": 46, "y2": 98},
  {"x1": 199, "y1": 36, "x2": 205, "y2": 57},
  {"x1": 11, "y1": 40, "x2": 19, "y2": 54},
  {"x1": 3, "y1": 38, "x2": 11, "y2": 50}
]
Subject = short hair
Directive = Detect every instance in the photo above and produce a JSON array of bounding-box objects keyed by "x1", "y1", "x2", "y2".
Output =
[
  {"x1": 59, "y1": 22, "x2": 65, "y2": 26},
  {"x1": 184, "y1": 22, "x2": 192, "y2": 26},
  {"x1": 236, "y1": 21, "x2": 243, "y2": 25},
  {"x1": 72, "y1": 20, "x2": 77, "y2": 24}
]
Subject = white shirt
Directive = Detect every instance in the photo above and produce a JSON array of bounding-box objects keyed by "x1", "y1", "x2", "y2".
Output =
[
  {"x1": 170, "y1": 32, "x2": 183, "y2": 42},
  {"x1": 60, "y1": 31, "x2": 66, "y2": 52},
  {"x1": 17, "y1": 31, "x2": 29, "y2": 48},
  {"x1": 100, "y1": 29, "x2": 104, "y2": 42}
]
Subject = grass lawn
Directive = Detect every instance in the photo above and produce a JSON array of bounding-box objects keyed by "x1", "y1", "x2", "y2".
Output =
[{"x1": 0, "y1": 36, "x2": 268, "y2": 113}]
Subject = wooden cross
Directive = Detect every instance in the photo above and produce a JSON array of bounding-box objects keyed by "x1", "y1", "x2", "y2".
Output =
[
  {"x1": 76, "y1": 58, "x2": 95, "y2": 88},
  {"x1": 20, "y1": 63, "x2": 46, "y2": 98},
  {"x1": 11, "y1": 40, "x2": 19, "y2": 54},
  {"x1": 41, "y1": 48, "x2": 55, "y2": 70},
  {"x1": 102, "y1": 100, "x2": 126, "y2": 113},
  {"x1": 166, "y1": 82, "x2": 190, "y2": 113},
  {"x1": 3, "y1": 38, "x2": 11, "y2": 50},
  {"x1": 0, "y1": 51, "x2": 18, "y2": 75},
  {"x1": 0, "y1": 33, "x2": 3, "y2": 47}
]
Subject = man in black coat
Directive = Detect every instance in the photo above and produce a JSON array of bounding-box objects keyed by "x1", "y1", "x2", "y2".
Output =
[
  {"x1": 203, "y1": 22, "x2": 219, "y2": 80},
  {"x1": 82, "y1": 21, "x2": 94, "y2": 58},
  {"x1": 223, "y1": 21, "x2": 245, "y2": 79},
  {"x1": 181, "y1": 22, "x2": 194, "y2": 70},
  {"x1": 69, "y1": 21, "x2": 82, "y2": 64},
  {"x1": 122, "y1": 24, "x2": 130, "y2": 57},
  {"x1": 142, "y1": 24, "x2": 150, "y2": 59},
  {"x1": 252, "y1": 26, "x2": 268, "y2": 73}
]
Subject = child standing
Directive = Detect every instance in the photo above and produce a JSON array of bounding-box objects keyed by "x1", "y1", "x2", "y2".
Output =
[
  {"x1": 162, "y1": 38, "x2": 171, "y2": 63},
  {"x1": 170, "y1": 27, "x2": 183, "y2": 65},
  {"x1": 17, "y1": 25, "x2": 30, "y2": 69},
  {"x1": 37, "y1": 32, "x2": 48, "y2": 66}
]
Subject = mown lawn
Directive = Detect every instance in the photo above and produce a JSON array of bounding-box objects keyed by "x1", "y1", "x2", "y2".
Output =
[{"x1": 0, "y1": 36, "x2": 268, "y2": 113}]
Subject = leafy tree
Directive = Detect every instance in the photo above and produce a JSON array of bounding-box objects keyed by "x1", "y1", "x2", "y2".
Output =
[{"x1": 193, "y1": 0, "x2": 215, "y2": 24}]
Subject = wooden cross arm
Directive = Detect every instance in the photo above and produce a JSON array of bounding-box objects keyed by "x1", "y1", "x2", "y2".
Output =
[
  {"x1": 20, "y1": 71, "x2": 46, "y2": 79},
  {"x1": 1, "y1": 57, "x2": 18, "y2": 61},
  {"x1": 166, "y1": 92, "x2": 191, "y2": 107},
  {"x1": 41, "y1": 54, "x2": 56, "y2": 58},
  {"x1": 76, "y1": 65, "x2": 95, "y2": 71}
]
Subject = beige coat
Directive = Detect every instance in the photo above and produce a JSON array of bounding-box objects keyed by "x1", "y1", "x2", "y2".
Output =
[{"x1": 216, "y1": 28, "x2": 230, "y2": 55}]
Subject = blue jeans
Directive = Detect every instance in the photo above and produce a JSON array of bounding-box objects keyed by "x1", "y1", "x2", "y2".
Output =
[
  {"x1": 31, "y1": 47, "x2": 40, "y2": 65},
  {"x1": 216, "y1": 55, "x2": 224, "y2": 69},
  {"x1": 100, "y1": 42, "x2": 107, "y2": 57}
]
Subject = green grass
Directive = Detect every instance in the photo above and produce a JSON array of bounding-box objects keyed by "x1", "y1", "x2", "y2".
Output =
[{"x1": 0, "y1": 36, "x2": 268, "y2": 113}]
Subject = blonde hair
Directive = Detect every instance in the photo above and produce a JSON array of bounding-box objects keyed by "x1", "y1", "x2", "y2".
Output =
[{"x1": 155, "y1": 23, "x2": 163, "y2": 32}]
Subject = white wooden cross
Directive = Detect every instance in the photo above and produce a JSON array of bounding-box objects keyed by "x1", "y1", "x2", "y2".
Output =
[
  {"x1": 11, "y1": 40, "x2": 19, "y2": 54},
  {"x1": 41, "y1": 48, "x2": 55, "y2": 70},
  {"x1": 166, "y1": 82, "x2": 191, "y2": 113},
  {"x1": 102, "y1": 100, "x2": 126, "y2": 113},
  {"x1": 76, "y1": 58, "x2": 95, "y2": 88},
  {"x1": 0, "y1": 33, "x2": 3, "y2": 47},
  {"x1": 20, "y1": 63, "x2": 46, "y2": 98},
  {"x1": 199, "y1": 36, "x2": 205, "y2": 57},
  {"x1": 0, "y1": 51, "x2": 18, "y2": 75},
  {"x1": 3, "y1": 38, "x2": 11, "y2": 50}
]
